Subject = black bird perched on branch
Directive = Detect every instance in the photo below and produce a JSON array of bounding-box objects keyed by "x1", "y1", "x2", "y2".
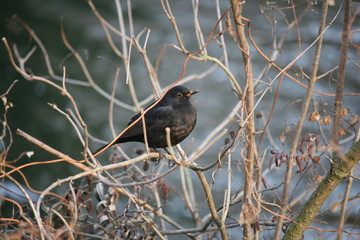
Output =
[{"x1": 94, "y1": 85, "x2": 199, "y2": 154}]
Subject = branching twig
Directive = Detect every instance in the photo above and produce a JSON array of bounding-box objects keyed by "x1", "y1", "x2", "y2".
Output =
[{"x1": 275, "y1": 1, "x2": 329, "y2": 237}]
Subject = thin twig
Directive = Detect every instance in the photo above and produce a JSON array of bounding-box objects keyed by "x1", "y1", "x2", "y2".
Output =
[
  {"x1": 196, "y1": 170, "x2": 229, "y2": 240},
  {"x1": 337, "y1": 171, "x2": 354, "y2": 239}
]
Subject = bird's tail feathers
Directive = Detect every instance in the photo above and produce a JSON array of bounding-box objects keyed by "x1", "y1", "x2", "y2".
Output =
[{"x1": 93, "y1": 142, "x2": 112, "y2": 155}]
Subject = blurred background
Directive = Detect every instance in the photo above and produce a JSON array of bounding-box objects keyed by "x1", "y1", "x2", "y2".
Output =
[{"x1": 1, "y1": 0, "x2": 359, "y2": 238}]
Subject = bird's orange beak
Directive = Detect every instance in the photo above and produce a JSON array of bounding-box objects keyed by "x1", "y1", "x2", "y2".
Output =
[{"x1": 186, "y1": 90, "x2": 200, "y2": 97}]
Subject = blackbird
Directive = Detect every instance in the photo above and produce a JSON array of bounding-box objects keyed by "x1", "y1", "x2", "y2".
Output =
[{"x1": 95, "y1": 85, "x2": 199, "y2": 154}]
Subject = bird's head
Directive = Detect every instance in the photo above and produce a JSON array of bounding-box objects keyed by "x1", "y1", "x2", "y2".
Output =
[{"x1": 162, "y1": 85, "x2": 200, "y2": 106}]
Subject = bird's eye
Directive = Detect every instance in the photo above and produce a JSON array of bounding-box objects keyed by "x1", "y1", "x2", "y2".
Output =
[{"x1": 177, "y1": 92, "x2": 183, "y2": 97}]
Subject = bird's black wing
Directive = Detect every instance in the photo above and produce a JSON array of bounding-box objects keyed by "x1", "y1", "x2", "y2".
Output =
[{"x1": 120, "y1": 105, "x2": 175, "y2": 139}]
